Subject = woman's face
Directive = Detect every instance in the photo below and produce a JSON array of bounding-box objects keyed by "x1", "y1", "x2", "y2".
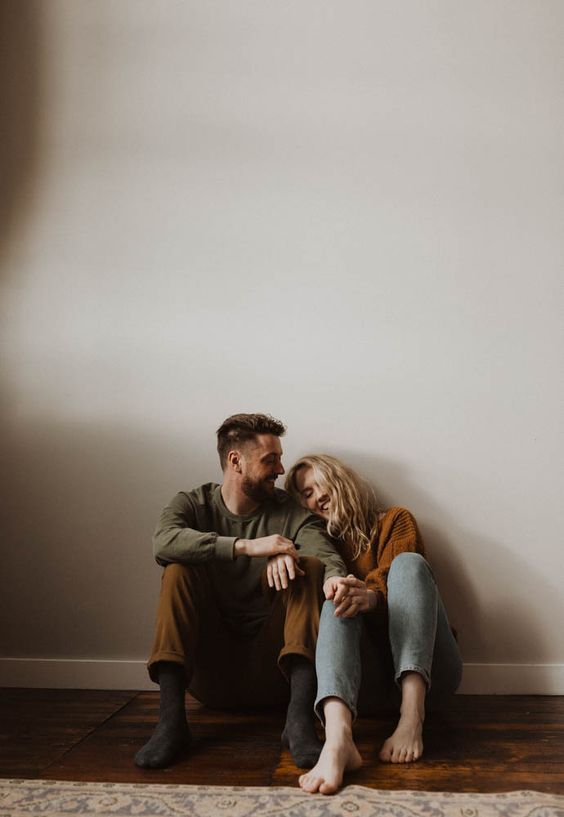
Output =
[{"x1": 294, "y1": 466, "x2": 331, "y2": 521}]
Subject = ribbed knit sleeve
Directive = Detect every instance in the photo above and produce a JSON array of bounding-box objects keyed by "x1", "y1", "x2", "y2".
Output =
[{"x1": 351, "y1": 507, "x2": 426, "y2": 615}]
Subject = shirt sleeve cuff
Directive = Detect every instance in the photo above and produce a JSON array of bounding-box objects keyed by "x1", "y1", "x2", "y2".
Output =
[{"x1": 215, "y1": 536, "x2": 238, "y2": 560}]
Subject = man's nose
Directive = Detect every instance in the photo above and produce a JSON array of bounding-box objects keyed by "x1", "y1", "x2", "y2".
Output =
[{"x1": 277, "y1": 461, "x2": 285, "y2": 475}]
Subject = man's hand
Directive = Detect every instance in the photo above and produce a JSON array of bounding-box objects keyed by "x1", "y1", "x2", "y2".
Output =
[
  {"x1": 323, "y1": 575, "x2": 347, "y2": 600},
  {"x1": 324, "y1": 574, "x2": 377, "y2": 618},
  {"x1": 267, "y1": 554, "x2": 305, "y2": 591},
  {"x1": 235, "y1": 535, "x2": 298, "y2": 560}
]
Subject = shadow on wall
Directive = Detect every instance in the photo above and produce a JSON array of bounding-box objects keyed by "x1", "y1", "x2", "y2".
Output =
[
  {"x1": 0, "y1": 5, "x2": 194, "y2": 668},
  {"x1": 331, "y1": 449, "x2": 558, "y2": 671},
  {"x1": 0, "y1": 1, "x2": 42, "y2": 272},
  {"x1": 0, "y1": 415, "x2": 220, "y2": 661}
]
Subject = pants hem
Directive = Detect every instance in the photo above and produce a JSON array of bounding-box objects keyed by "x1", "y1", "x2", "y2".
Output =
[
  {"x1": 314, "y1": 692, "x2": 358, "y2": 725},
  {"x1": 394, "y1": 665, "x2": 431, "y2": 690},
  {"x1": 147, "y1": 651, "x2": 190, "y2": 685},
  {"x1": 278, "y1": 645, "x2": 314, "y2": 679}
]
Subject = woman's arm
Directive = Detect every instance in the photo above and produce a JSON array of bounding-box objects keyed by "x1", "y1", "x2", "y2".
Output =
[
  {"x1": 363, "y1": 507, "x2": 425, "y2": 597},
  {"x1": 326, "y1": 508, "x2": 425, "y2": 617}
]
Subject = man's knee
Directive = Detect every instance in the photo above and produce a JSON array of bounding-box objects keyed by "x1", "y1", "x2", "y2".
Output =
[
  {"x1": 284, "y1": 557, "x2": 325, "y2": 605},
  {"x1": 161, "y1": 562, "x2": 206, "y2": 592},
  {"x1": 158, "y1": 563, "x2": 212, "y2": 617},
  {"x1": 297, "y1": 556, "x2": 325, "y2": 589}
]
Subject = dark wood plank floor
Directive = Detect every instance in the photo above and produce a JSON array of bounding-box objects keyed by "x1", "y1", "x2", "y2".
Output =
[{"x1": 1, "y1": 690, "x2": 562, "y2": 794}]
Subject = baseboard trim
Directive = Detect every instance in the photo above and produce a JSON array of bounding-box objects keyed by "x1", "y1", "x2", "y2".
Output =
[
  {"x1": 457, "y1": 663, "x2": 564, "y2": 695},
  {"x1": 1, "y1": 658, "x2": 563, "y2": 694},
  {"x1": 0, "y1": 659, "x2": 154, "y2": 691}
]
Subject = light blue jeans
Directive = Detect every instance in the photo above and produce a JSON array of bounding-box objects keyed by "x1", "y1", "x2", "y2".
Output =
[{"x1": 315, "y1": 552, "x2": 463, "y2": 721}]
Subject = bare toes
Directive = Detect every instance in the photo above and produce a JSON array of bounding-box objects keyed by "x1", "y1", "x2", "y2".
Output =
[{"x1": 301, "y1": 775, "x2": 321, "y2": 793}]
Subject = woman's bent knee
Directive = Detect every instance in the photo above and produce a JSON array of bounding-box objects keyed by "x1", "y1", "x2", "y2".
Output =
[{"x1": 388, "y1": 552, "x2": 431, "y2": 583}]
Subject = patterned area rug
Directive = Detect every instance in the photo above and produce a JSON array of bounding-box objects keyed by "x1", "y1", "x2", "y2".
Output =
[{"x1": 1, "y1": 779, "x2": 563, "y2": 817}]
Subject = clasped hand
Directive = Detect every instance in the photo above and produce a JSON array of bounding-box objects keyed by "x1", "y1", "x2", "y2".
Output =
[{"x1": 323, "y1": 574, "x2": 376, "y2": 617}]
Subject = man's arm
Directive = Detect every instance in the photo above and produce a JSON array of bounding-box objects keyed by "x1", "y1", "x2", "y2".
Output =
[
  {"x1": 153, "y1": 492, "x2": 236, "y2": 565},
  {"x1": 293, "y1": 515, "x2": 347, "y2": 580},
  {"x1": 326, "y1": 508, "x2": 424, "y2": 617},
  {"x1": 154, "y1": 492, "x2": 301, "y2": 567},
  {"x1": 234, "y1": 537, "x2": 299, "y2": 560}
]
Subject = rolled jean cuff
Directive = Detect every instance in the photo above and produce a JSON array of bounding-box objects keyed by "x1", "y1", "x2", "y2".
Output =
[
  {"x1": 394, "y1": 664, "x2": 431, "y2": 690},
  {"x1": 314, "y1": 691, "x2": 358, "y2": 725}
]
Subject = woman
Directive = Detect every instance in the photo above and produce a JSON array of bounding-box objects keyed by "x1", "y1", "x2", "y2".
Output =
[{"x1": 285, "y1": 454, "x2": 462, "y2": 794}]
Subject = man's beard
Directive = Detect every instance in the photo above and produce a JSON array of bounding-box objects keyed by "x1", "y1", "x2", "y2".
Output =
[{"x1": 241, "y1": 477, "x2": 275, "y2": 504}]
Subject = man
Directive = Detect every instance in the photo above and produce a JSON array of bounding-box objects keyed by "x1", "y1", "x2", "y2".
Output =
[{"x1": 135, "y1": 412, "x2": 347, "y2": 769}]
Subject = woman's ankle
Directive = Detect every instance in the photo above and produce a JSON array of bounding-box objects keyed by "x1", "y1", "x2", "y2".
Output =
[
  {"x1": 322, "y1": 697, "x2": 355, "y2": 743},
  {"x1": 399, "y1": 672, "x2": 426, "y2": 720}
]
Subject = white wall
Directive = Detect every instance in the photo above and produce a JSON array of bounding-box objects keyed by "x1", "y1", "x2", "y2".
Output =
[{"x1": 1, "y1": 1, "x2": 563, "y2": 693}]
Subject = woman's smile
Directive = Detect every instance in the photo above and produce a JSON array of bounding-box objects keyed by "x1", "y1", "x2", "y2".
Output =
[{"x1": 295, "y1": 466, "x2": 331, "y2": 520}]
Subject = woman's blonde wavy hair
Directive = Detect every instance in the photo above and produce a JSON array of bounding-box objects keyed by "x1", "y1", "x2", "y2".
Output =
[{"x1": 285, "y1": 454, "x2": 381, "y2": 561}]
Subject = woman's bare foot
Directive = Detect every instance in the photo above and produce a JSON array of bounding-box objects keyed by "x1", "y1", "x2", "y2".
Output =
[
  {"x1": 299, "y1": 731, "x2": 362, "y2": 794},
  {"x1": 379, "y1": 712, "x2": 423, "y2": 763},
  {"x1": 299, "y1": 698, "x2": 362, "y2": 795},
  {"x1": 379, "y1": 671, "x2": 426, "y2": 764}
]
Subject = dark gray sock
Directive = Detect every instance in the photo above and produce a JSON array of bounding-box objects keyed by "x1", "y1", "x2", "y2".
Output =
[
  {"x1": 134, "y1": 662, "x2": 192, "y2": 768},
  {"x1": 281, "y1": 655, "x2": 323, "y2": 768}
]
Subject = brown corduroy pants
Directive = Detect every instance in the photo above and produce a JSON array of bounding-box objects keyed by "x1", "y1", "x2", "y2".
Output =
[{"x1": 147, "y1": 557, "x2": 325, "y2": 709}]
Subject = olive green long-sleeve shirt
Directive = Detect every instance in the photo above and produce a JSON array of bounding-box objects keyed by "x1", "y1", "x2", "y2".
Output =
[{"x1": 153, "y1": 483, "x2": 346, "y2": 635}]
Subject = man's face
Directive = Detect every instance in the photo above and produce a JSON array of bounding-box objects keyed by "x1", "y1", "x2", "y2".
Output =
[{"x1": 239, "y1": 434, "x2": 285, "y2": 503}]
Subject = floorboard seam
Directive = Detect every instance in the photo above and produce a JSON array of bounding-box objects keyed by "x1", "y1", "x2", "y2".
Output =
[{"x1": 39, "y1": 692, "x2": 140, "y2": 777}]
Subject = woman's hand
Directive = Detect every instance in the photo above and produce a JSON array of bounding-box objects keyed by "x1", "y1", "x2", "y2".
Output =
[{"x1": 329, "y1": 575, "x2": 377, "y2": 618}]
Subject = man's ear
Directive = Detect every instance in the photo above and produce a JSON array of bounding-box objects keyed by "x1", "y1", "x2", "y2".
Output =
[{"x1": 227, "y1": 449, "x2": 242, "y2": 473}]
